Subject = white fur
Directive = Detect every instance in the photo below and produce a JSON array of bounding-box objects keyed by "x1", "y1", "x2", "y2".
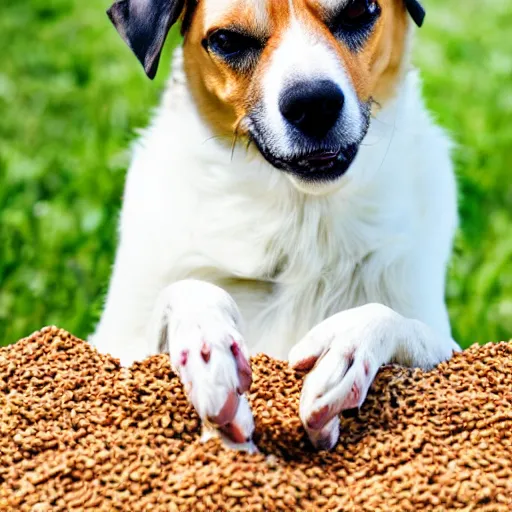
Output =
[{"x1": 91, "y1": 36, "x2": 458, "y2": 447}]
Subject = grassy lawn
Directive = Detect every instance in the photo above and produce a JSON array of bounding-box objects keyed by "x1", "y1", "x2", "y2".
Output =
[{"x1": 1, "y1": 0, "x2": 511, "y2": 348}]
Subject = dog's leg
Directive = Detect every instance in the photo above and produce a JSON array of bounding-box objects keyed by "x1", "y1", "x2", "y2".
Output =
[
  {"x1": 90, "y1": 240, "x2": 172, "y2": 366},
  {"x1": 288, "y1": 303, "x2": 459, "y2": 450},
  {"x1": 149, "y1": 279, "x2": 255, "y2": 448}
]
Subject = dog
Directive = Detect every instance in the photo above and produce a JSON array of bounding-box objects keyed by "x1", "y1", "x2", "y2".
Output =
[{"x1": 91, "y1": 0, "x2": 460, "y2": 450}]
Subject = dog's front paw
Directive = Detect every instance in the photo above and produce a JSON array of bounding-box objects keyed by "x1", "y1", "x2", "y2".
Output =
[
  {"x1": 169, "y1": 318, "x2": 255, "y2": 445},
  {"x1": 157, "y1": 281, "x2": 255, "y2": 446},
  {"x1": 288, "y1": 304, "x2": 405, "y2": 450}
]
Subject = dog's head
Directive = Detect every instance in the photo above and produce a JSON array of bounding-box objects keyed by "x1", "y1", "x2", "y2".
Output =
[{"x1": 108, "y1": 0, "x2": 425, "y2": 192}]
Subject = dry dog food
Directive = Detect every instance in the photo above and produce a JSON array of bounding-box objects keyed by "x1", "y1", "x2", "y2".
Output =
[{"x1": 1, "y1": 327, "x2": 511, "y2": 511}]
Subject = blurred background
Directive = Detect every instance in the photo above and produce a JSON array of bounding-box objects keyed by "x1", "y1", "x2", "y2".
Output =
[{"x1": 1, "y1": 0, "x2": 511, "y2": 348}]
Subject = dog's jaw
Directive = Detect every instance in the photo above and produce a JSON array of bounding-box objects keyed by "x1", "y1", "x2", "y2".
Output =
[{"x1": 244, "y1": 119, "x2": 359, "y2": 193}]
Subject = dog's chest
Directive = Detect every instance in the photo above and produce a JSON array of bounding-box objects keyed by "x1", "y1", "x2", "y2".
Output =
[
  {"x1": 191, "y1": 181, "x2": 403, "y2": 356},
  {"x1": 193, "y1": 179, "x2": 353, "y2": 280}
]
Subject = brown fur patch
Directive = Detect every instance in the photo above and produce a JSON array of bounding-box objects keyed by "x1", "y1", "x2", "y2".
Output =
[{"x1": 365, "y1": 0, "x2": 410, "y2": 102}]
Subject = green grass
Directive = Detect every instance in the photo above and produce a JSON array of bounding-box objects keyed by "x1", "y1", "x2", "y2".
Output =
[{"x1": 1, "y1": 0, "x2": 511, "y2": 347}]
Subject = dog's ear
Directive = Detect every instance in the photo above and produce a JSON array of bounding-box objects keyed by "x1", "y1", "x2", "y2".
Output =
[
  {"x1": 404, "y1": 0, "x2": 426, "y2": 27},
  {"x1": 107, "y1": 0, "x2": 185, "y2": 79}
]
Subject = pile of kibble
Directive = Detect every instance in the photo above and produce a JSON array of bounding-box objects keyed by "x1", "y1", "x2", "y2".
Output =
[{"x1": 1, "y1": 327, "x2": 512, "y2": 511}]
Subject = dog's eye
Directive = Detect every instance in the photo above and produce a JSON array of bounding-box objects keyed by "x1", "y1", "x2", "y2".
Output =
[
  {"x1": 342, "y1": 0, "x2": 379, "y2": 24},
  {"x1": 206, "y1": 30, "x2": 261, "y2": 59},
  {"x1": 330, "y1": 0, "x2": 380, "y2": 48}
]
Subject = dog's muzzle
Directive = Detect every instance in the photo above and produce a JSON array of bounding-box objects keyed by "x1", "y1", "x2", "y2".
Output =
[{"x1": 248, "y1": 79, "x2": 369, "y2": 183}]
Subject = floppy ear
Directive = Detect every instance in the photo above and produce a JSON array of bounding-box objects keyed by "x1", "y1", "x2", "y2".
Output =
[
  {"x1": 404, "y1": 0, "x2": 426, "y2": 27},
  {"x1": 107, "y1": 0, "x2": 185, "y2": 79}
]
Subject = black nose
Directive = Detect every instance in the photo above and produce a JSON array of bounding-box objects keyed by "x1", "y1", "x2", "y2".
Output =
[{"x1": 279, "y1": 80, "x2": 344, "y2": 138}]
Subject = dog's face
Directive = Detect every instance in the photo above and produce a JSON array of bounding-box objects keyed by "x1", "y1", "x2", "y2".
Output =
[{"x1": 108, "y1": 0, "x2": 424, "y2": 192}]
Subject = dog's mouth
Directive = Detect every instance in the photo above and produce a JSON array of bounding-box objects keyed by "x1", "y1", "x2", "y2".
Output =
[
  {"x1": 289, "y1": 146, "x2": 359, "y2": 180},
  {"x1": 245, "y1": 110, "x2": 369, "y2": 183},
  {"x1": 249, "y1": 134, "x2": 360, "y2": 182}
]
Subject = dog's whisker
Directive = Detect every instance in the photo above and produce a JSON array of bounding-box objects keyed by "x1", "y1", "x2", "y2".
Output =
[
  {"x1": 230, "y1": 117, "x2": 246, "y2": 161},
  {"x1": 373, "y1": 99, "x2": 399, "y2": 174},
  {"x1": 230, "y1": 137, "x2": 237, "y2": 161},
  {"x1": 202, "y1": 135, "x2": 223, "y2": 145},
  {"x1": 370, "y1": 97, "x2": 382, "y2": 110},
  {"x1": 230, "y1": 131, "x2": 239, "y2": 162},
  {"x1": 360, "y1": 140, "x2": 383, "y2": 148}
]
